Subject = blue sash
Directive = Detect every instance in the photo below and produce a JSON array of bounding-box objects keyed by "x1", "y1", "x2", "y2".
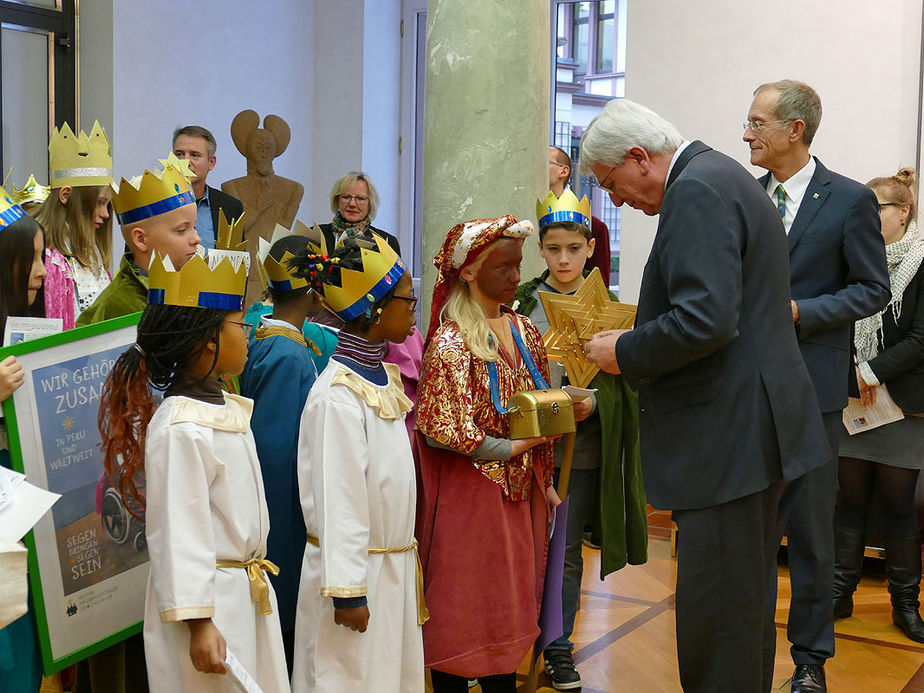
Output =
[{"x1": 486, "y1": 319, "x2": 549, "y2": 415}]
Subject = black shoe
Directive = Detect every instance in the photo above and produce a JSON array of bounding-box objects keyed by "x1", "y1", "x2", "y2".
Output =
[
  {"x1": 544, "y1": 650, "x2": 582, "y2": 690},
  {"x1": 832, "y1": 523, "x2": 866, "y2": 619},
  {"x1": 790, "y1": 664, "x2": 826, "y2": 693},
  {"x1": 886, "y1": 536, "x2": 924, "y2": 643}
]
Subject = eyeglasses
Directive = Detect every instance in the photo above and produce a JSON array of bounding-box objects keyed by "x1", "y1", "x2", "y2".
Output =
[
  {"x1": 549, "y1": 160, "x2": 568, "y2": 168},
  {"x1": 339, "y1": 195, "x2": 369, "y2": 204},
  {"x1": 742, "y1": 119, "x2": 791, "y2": 132},
  {"x1": 878, "y1": 202, "x2": 902, "y2": 213},
  {"x1": 595, "y1": 165, "x2": 618, "y2": 194},
  {"x1": 225, "y1": 320, "x2": 253, "y2": 337},
  {"x1": 391, "y1": 294, "x2": 418, "y2": 312}
]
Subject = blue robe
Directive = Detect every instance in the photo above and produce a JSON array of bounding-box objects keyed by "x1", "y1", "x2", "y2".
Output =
[
  {"x1": 240, "y1": 327, "x2": 319, "y2": 633},
  {"x1": 244, "y1": 302, "x2": 338, "y2": 374}
]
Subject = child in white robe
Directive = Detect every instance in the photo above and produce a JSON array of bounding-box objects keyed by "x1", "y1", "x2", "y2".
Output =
[
  {"x1": 289, "y1": 237, "x2": 426, "y2": 693},
  {"x1": 98, "y1": 252, "x2": 288, "y2": 693}
]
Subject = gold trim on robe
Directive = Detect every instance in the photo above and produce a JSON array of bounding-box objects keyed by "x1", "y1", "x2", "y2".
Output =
[{"x1": 330, "y1": 363, "x2": 413, "y2": 421}]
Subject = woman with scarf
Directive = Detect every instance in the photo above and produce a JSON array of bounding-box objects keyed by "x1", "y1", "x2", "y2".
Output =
[
  {"x1": 319, "y1": 172, "x2": 400, "y2": 256},
  {"x1": 415, "y1": 216, "x2": 558, "y2": 693},
  {"x1": 832, "y1": 168, "x2": 924, "y2": 642}
]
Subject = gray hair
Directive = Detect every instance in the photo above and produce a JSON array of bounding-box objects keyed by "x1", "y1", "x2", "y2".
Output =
[
  {"x1": 329, "y1": 171, "x2": 379, "y2": 221},
  {"x1": 754, "y1": 80, "x2": 822, "y2": 146},
  {"x1": 172, "y1": 125, "x2": 217, "y2": 157},
  {"x1": 579, "y1": 99, "x2": 683, "y2": 172}
]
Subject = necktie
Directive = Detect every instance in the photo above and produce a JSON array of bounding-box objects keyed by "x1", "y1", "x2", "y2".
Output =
[{"x1": 775, "y1": 184, "x2": 786, "y2": 220}]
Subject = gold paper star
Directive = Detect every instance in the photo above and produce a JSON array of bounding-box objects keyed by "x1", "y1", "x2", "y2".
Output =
[
  {"x1": 158, "y1": 152, "x2": 197, "y2": 181},
  {"x1": 539, "y1": 268, "x2": 637, "y2": 388}
]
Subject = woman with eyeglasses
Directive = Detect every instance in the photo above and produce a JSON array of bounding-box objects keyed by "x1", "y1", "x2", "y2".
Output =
[
  {"x1": 833, "y1": 167, "x2": 924, "y2": 642},
  {"x1": 319, "y1": 172, "x2": 401, "y2": 256}
]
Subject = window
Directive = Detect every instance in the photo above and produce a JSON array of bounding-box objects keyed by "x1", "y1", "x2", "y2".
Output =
[{"x1": 0, "y1": 0, "x2": 76, "y2": 181}]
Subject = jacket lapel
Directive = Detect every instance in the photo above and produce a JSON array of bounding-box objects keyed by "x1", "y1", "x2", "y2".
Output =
[
  {"x1": 787, "y1": 158, "x2": 830, "y2": 253},
  {"x1": 665, "y1": 141, "x2": 711, "y2": 190}
]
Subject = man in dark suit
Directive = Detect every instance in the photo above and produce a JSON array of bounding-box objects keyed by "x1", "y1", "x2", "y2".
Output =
[
  {"x1": 173, "y1": 125, "x2": 244, "y2": 249},
  {"x1": 580, "y1": 99, "x2": 829, "y2": 692},
  {"x1": 744, "y1": 80, "x2": 890, "y2": 693}
]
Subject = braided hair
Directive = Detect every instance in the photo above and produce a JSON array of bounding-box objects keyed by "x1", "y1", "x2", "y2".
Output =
[
  {"x1": 97, "y1": 304, "x2": 227, "y2": 517},
  {"x1": 288, "y1": 237, "x2": 400, "y2": 333}
]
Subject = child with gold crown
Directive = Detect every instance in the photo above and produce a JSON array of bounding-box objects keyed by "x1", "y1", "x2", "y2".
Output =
[
  {"x1": 288, "y1": 233, "x2": 423, "y2": 693},
  {"x1": 77, "y1": 154, "x2": 200, "y2": 325},
  {"x1": 98, "y1": 248, "x2": 288, "y2": 692}
]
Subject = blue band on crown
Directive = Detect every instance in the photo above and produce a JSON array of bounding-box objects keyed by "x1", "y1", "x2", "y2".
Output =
[
  {"x1": 147, "y1": 288, "x2": 243, "y2": 311},
  {"x1": 538, "y1": 209, "x2": 590, "y2": 229},
  {"x1": 336, "y1": 258, "x2": 406, "y2": 322},
  {"x1": 268, "y1": 278, "x2": 295, "y2": 292},
  {"x1": 0, "y1": 204, "x2": 27, "y2": 227},
  {"x1": 117, "y1": 190, "x2": 195, "y2": 226}
]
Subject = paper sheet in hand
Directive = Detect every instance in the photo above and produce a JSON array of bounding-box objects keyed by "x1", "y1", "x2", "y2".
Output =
[
  {"x1": 3, "y1": 316, "x2": 63, "y2": 346},
  {"x1": 224, "y1": 648, "x2": 264, "y2": 693},
  {"x1": 562, "y1": 385, "x2": 598, "y2": 401},
  {"x1": 842, "y1": 384, "x2": 905, "y2": 435},
  {"x1": 0, "y1": 468, "x2": 61, "y2": 542}
]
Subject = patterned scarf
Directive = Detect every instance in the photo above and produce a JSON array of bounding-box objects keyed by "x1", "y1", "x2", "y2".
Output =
[
  {"x1": 330, "y1": 211, "x2": 370, "y2": 246},
  {"x1": 854, "y1": 219, "x2": 924, "y2": 360}
]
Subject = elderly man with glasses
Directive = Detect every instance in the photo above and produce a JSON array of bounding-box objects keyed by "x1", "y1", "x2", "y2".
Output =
[
  {"x1": 580, "y1": 98, "x2": 830, "y2": 693},
  {"x1": 743, "y1": 79, "x2": 890, "y2": 693}
]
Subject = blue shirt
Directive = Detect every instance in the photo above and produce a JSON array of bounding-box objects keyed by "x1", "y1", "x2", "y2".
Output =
[{"x1": 196, "y1": 187, "x2": 214, "y2": 250}]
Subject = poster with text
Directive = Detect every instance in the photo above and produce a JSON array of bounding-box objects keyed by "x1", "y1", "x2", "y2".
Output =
[{"x1": 1, "y1": 313, "x2": 148, "y2": 674}]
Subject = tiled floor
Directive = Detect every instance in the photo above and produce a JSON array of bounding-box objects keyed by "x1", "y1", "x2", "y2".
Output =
[{"x1": 496, "y1": 507, "x2": 924, "y2": 692}]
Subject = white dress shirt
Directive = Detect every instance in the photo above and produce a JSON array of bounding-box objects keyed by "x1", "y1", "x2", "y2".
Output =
[{"x1": 766, "y1": 157, "x2": 816, "y2": 234}]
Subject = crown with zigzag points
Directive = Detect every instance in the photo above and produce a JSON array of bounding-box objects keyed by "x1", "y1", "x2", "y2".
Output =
[
  {"x1": 0, "y1": 185, "x2": 28, "y2": 230},
  {"x1": 536, "y1": 186, "x2": 591, "y2": 230},
  {"x1": 112, "y1": 153, "x2": 195, "y2": 227},
  {"x1": 147, "y1": 250, "x2": 249, "y2": 310},
  {"x1": 215, "y1": 209, "x2": 246, "y2": 252},
  {"x1": 321, "y1": 232, "x2": 405, "y2": 321},
  {"x1": 10, "y1": 174, "x2": 50, "y2": 206},
  {"x1": 49, "y1": 121, "x2": 113, "y2": 188},
  {"x1": 256, "y1": 221, "x2": 314, "y2": 291}
]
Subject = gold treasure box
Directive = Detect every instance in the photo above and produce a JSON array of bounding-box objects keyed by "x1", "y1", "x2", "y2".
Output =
[{"x1": 506, "y1": 389, "x2": 576, "y2": 440}]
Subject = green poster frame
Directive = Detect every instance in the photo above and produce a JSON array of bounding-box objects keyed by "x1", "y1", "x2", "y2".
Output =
[{"x1": 0, "y1": 312, "x2": 145, "y2": 674}]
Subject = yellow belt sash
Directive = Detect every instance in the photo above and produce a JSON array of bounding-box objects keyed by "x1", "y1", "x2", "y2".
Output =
[
  {"x1": 216, "y1": 557, "x2": 280, "y2": 616},
  {"x1": 306, "y1": 532, "x2": 429, "y2": 626}
]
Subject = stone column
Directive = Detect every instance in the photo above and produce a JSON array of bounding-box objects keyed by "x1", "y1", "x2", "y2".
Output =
[{"x1": 420, "y1": 0, "x2": 550, "y2": 332}]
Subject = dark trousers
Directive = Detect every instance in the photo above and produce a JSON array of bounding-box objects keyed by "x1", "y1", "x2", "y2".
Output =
[
  {"x1": 673, "y1": 480, "x2": 786, "y2": 693},
  {"x1": 762, "y1": 411, "x2": 840, "y2": 687}
]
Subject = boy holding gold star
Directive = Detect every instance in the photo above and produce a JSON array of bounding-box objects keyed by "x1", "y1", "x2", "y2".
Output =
[{"x1": 514, "y1": 187, "x2": 647, "y2": 691}]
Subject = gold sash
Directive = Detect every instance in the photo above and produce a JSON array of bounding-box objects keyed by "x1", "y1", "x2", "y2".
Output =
[
  {"x1": 216, "y1": 557, "x2": 280, "y2": 616},
  {"x1": 306, "y1": 532, "x2": 429, "y2": 626}
]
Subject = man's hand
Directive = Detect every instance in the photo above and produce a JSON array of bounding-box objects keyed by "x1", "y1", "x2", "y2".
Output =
[
  {"x1": 584, "y1": 329, "x2": 630, "y2": 374},
  {"x1": 856, "y1": 365, "x2": 877, "y2": 407},
  {"x1": 334, "y1": 605, "x2": 370, "y2": 633},
  {"x1": 572, "y1": 396, "x2": 593, "y2": 422},
  {"x1": 187, "y1": 618, "x2": 227, "y2": 675},
  {"x1": 791, "y1": 300, "x2": 800, "y2": 325},
  {"x1": 0, "y1": 356, "x2": 24, "y2": 403}
]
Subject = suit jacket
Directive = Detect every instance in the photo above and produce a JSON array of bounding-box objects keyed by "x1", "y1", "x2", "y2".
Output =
[
  {"x1": 207, "y1": 185, "x2": 244, "y2": 237},
  {"x1": 616, "y1": 141, "x2": 829, "y2": 511},
  {"x1": 759, "y1": 160, "x2": 890, "y2": 413},
  {"x1": 319, "y1": 222, "x2": 401, "y2": 257},
  {"x1": 861, "y1": 268, "x2": 924, "y2": 413}
]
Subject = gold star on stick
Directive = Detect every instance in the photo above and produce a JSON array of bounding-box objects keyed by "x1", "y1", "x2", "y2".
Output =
[{"x1": 539, "y1": 268, "x2": 637, "y2": 388}]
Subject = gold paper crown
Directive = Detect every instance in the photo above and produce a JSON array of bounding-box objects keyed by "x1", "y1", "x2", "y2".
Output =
[
  {"x1": 536, "y1": 187, "x2": 592, "y2": 229},
  {"x1": 257, "y1": 222, "x2": 312, "y2": 291},
  {"x1": 112, "y1": 153, "x2": 195, "y2": 227},
  {"x1": 322, "y1": 233, "x2": 405, "y2": 321},
  {"x1": 49, "y1": 121, "x2": 113, "y2": 188},
  {"x1": 0, "y1": 185, "x2": 28, "y2": 229},
  {"x1": 216, "y1": 209, "x2": 246, "y2": 251},
  {"x1": 147, "y1": 250, "x2": 249, "y2": 310},
  {"x1": 10, "y1": 174, "x2": 50, "y2": 206}
]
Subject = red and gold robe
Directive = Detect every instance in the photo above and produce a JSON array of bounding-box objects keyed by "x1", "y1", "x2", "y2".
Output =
[{"x1": 415, "y1": 311, "x2": 554, "y2": 677}]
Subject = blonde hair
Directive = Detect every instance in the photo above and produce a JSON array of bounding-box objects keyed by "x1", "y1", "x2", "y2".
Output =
[
  {"x1": 329, "y1": 171, "x2": 379, "y2": 221},
  {"x1": 441, "y1": 279, "x2": 497, "y2": 362},
  {"x1": 868, "y1": 167, "x2": 917, "y2": 221},
  {"x1": 35, "y1": 185, "x2": 111, "y2": 269}
]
